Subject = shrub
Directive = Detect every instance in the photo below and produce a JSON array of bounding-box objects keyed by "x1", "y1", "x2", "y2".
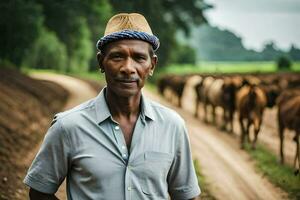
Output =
[
  {"x1": 22, "y1": 28, "x2": 68, "y2": 71},
  {"x1": 277, "y1": 56, "x2": 292, "y2": 70}
]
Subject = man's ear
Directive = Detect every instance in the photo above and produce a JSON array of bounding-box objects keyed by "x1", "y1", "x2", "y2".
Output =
[
  {"x1": 97, "y1": 52, "x2": 105, "y2": 72},
  {"x1": 150, "y1": 55, "x2": 158, "y2": 75}
]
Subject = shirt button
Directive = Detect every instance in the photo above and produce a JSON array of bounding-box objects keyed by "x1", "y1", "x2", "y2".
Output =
[
  {"x1": 121, "y1": 145, "x2": 126, "y2": 150},
  {"x1": 127, "y1": 186, "x2": 131, "y2": 191},
  {"x1": 122, "y1": 154, "x2": 127, "y2": 158},
  {"x1": 115, "y1": 126, "x2": 120, "y2": 130}
]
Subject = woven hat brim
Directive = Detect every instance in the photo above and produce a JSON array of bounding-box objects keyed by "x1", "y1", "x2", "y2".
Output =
[{"x1": 96, "y1": 30, "x2": 160, "y2": 51}]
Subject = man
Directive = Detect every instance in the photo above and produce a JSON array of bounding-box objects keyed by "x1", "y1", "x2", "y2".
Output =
[{"x1": 24, "y1": 13, "x2": 201, "y2": 200}]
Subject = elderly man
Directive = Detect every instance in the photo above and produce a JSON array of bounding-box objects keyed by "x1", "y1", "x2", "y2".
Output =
[{"x1": 24, "y1": 13, "x2": 201, "y2": 200}]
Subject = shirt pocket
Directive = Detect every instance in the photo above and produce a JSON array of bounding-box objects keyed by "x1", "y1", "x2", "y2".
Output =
[{"x1": 140, "y1": 151, "x2": 173, "y2": 199}]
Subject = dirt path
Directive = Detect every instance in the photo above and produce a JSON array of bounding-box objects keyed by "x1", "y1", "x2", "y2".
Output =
[
  {"x1": 24, "y1": 74, "x2": 288, "y2": 200},
  {"x1": 23, "y1": 73, "x2": 97, "y2": 199}
]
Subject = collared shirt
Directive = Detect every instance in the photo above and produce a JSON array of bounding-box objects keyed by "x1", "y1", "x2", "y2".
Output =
[{"x1": 24, "y1": 87, "x2": 200, "y2": 200}]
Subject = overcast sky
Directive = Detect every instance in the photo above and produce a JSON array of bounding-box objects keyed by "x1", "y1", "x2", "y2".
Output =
[{"x1": 204, "y1": 0, "x2": 300, "y2": 51}]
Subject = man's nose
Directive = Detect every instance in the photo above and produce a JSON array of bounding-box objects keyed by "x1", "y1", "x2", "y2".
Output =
[{"x1": 120, "y1": 58, "x2": 136, "y2": 75}]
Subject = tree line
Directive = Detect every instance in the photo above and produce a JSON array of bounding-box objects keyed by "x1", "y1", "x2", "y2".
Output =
[
  {"x1": 0, "y1": 0, "x2": 211, "y2": 72},
  {"x1": 189, "y1": 24, "x2": 300, "y2": 62}
]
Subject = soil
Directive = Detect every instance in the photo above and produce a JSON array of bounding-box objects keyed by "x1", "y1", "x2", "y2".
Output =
[{"x1": 0, "y1": 68, "x2": 69, "y2": 199}]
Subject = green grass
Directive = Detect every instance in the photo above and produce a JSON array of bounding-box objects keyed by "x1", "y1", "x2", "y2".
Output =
[
  {"x1": 193, "y1": 159, "x2": 216, "y2": 200},
  {"x1": 159, "y1": 61, "x2": 300, "y2": 75},
  {"x1": 245, "y1": 144, "x2": 300, "y2": 199}
]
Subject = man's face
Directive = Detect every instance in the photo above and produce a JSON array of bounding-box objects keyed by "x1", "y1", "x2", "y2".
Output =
[{"x1": 98, "y1": 40, "x2": 157, "y2": 98}]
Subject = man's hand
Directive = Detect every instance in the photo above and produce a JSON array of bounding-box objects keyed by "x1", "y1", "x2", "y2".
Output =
[{"x1": 29, "y1": 188, "x2": 59, "y2": 200}]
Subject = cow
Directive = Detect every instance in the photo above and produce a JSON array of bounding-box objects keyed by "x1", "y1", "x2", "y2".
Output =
[
  {"x1": 207, "y1": 77, "x2": 237, "y2": 133},
  {"x1": 236, "y1": 85, "x2": 267, "y2": 149},
  {"x1": 277, "y1": 89, "x2": 300, "y2": 174},
  {"x1": 157, "y1": 75, "x2": 188, "y2": 107},
  {"x1": 198, "y1": 76, "x2": 215, "y2": 123}
]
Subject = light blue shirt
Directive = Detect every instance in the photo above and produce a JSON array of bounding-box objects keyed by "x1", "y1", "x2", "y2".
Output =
[{"x1": 24, "y1": 87, "x2": 200, "y2": 200}]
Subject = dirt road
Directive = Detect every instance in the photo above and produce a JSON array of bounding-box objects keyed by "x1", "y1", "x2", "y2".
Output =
[{"x1": 26, "y1": 73, "x2": 288, "y2": 200}]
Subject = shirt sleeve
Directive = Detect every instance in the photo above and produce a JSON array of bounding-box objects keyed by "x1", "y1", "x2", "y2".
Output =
[
  {"x1": 23, "y1": 119, "x2": 71, "y2": 194},
  {"x1": 167, "y1": 122, "x2": 201, "y2": 200}
]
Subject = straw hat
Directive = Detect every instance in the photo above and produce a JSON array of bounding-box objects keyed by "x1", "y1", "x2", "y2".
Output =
[{"x1": 97, "y1": 13, "x2": 160, "y2": 51}]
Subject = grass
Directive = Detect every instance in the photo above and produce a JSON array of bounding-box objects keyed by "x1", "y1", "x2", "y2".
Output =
[
  {"x1": 159, "y1": 61, "x2": 300, "y2": 75},
  {"x1": 245, "y1": 144, "x2": 300, "y2": 200},
  {"x1": 193, "y1": 159, "x2": 216, "y2": 200}
]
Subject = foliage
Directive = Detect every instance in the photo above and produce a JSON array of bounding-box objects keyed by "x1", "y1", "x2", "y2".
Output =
[
  {"x1": 67, "y1": 17, "x2": 93, "y2": 72},
  {"x1": 22, "y1": 28, "x2": 68, "y2": 71},
  {"x1": 108, "y1": 0, "x2": 211, "y2": 67},
  {"x1": 156, "y1": 61, "x2": 300, "y2": 76},
  {"x1": 289, "y1": 45, "x2": 300, "y2": 60},
  {"x1": 34, "y1": 0, "x2": 111, "y2": 72},
  {"x1": 0, "y1": 59, "x2": 17, "y2": 69},
  {"x1": 171, "y1": 43, "x2": 197, "y2": 65},
  {"x1": 245, "y1": 144, "x2": 300, "y2": 200},
  {"x1": 0, "y1": 0, "x2": 112, "y2": 71},
  {"x1": 260, "y1": 41, "x2": 282, "y2": 60},
  {"x1": 0, "y1": 0, "x2": 210, "y2": 70},
  {"x1": 186, "y1": 24, "x2": 300, "y2": 62},
  {"x1": 277, "y1": 56, "x2": 292, "y2": 70},
  {"x1": 0, "y1": 0, "x2": 44, "y2": 68}
]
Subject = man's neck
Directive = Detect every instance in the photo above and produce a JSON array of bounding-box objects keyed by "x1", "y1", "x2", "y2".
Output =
[{"x1": 105, "y1": 89, "x2": 141, "y2": 120}]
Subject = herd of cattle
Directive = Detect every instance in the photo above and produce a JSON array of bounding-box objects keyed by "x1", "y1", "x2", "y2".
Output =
[{"x1": 157, "y1": 72, "x2": 300, "y2": 172}]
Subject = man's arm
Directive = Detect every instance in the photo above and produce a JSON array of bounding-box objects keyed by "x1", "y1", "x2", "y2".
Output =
[{"x1": 29, "y1": 188, "x2": 59, "y2": 200}]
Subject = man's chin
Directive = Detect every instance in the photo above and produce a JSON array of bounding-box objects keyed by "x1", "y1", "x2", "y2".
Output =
[{"x1": 111, "y1": 87, "x2": 141, "y2": 98}]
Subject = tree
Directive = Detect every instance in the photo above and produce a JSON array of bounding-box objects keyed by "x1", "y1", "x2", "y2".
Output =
[
  {"x1": 288, "y1": 45, "x2": 300, "y2": 61},
  {"x1": 0, "y1": 0, "x2": 43, "y2": 68},
  {"x1": 277, "y1": 56, "x2": 292, "y2": 71},
  {"x1": 34, "y1": 0, "x2": 112, "y2": 72},
  {"x1": 22, "y1": 28, "x2": 68, "y2": 71},
  {"x1": 108, "y1": 0, "x2": 211, "y2": 67},
  {"x1": 171, "y1": 44, "x2": 197, "y2": 65}
]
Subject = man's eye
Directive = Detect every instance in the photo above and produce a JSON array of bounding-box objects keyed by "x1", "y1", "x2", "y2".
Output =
[
  {"x1": 136, "y1": 56, "x2": 146, "y2": 61},
  {"x1": 110, "y1": 54, "x2": 122, "y2": 60}
]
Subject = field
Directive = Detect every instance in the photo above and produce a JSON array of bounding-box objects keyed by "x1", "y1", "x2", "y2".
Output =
[{"x1": 160, "y1": 61, "x2": 300, "y2": 75}]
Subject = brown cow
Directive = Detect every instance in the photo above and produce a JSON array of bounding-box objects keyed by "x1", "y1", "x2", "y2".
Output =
[
  {"x1": 259, "y1": 84, "x2": 280, "y2": 108},
  {"x1": 277, "y1": 89, "x2": 300, "y2": 174},
  {"x1": 199, "y1": 76, "x2": 215, "y2": 123},
  {"x1": 207, "y1": 77, "x2": 237, "y2": 133},
  {"x1": 194, "y1": 79, "x2": 204, "y2": 118},
  {"x1": 236, "y1": 85, "x2": 267, "y2": 149},
  {"x1": 157, "y1": 75, "x2": 188, "y2": 107}
]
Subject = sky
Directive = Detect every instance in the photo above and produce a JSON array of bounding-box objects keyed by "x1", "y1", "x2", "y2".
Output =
[{"x1": 204, "y1": 0, "x2": 300, "y2": 51}]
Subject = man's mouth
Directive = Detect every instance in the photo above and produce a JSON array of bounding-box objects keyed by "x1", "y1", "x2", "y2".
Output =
[
  {"x1": 115, "y1": 78, "x2": 139, "y2": 83},
  {"x1": 115, "y1": 78, "x2": 139, "y2": 86}
]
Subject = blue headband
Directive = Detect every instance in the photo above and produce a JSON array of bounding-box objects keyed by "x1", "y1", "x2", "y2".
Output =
[{"x1": 96, "y1": 29, "x2": 160, "y2": 51}]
